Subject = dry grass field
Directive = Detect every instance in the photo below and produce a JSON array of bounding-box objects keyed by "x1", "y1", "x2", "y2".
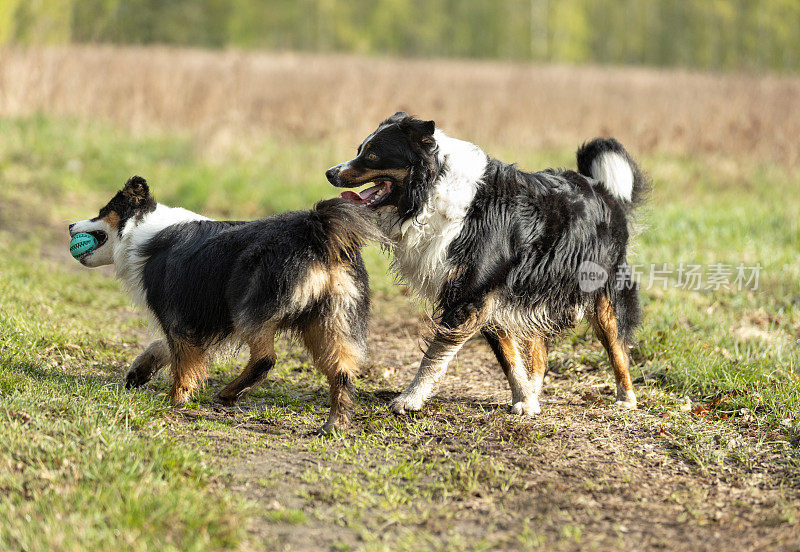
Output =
[
  {"x1": 1, "y1": 46, "x2": 798, "y2": 551},
  {"x1": 2, "y1": 45, "x2": 800, "y2": 164}
]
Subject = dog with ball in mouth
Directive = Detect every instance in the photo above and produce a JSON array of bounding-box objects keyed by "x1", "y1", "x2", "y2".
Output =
[{"x1": 68, "y1": 175, "x2": 382, "y2": 433}]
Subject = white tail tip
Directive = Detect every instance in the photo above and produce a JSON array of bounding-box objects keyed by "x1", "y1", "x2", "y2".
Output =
[{"x1": 590, "y1": 152, "x2": 634, "y2": 202}]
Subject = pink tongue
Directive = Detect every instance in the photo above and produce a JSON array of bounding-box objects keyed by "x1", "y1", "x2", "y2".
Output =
[
  {"x1": 340, "y1": 184, "x2": 384, "y2": 204},
  {"x1": 340, "y1": 190, "x2": 363, "y2": 202}
]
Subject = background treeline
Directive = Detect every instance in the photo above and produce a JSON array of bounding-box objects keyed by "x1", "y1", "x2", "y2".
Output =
[{"x1": 2, "y1": 0, "x2": 800, "y2": 72}]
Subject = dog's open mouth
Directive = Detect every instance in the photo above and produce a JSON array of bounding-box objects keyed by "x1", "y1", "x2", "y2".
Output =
[
  {"x1": 339, "y1": 180, "x2": 392, "y2": 208},
  {"x1": 80, "y1": 230, "x2": 108, "y2": 260},
  {"x1": 88, "y1": 230, "x2": 108, "y2": 248}
]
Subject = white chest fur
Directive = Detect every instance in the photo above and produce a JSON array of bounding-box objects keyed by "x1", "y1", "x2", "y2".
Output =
[{"x1": 378, "y1": 131, "x2": 487, "y2": 301}]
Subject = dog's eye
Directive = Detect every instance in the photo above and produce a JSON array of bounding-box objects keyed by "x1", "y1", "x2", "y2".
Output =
[{"x1": 367, "y1": 153, "x2": 378, "y2": 161}]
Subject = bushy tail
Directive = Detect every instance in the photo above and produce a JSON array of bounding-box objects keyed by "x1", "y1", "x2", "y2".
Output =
[
  {"x1": 312, "y1": 198, "x2": 387, "y2": 262},
  {"x1": 576, "y1": 137, "x2": 649, "y2": 209}
]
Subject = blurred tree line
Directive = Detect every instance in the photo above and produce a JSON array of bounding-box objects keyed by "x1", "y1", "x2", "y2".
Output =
[{"x1": 2, "y1": 0, "x2": 799, "y2": 72}]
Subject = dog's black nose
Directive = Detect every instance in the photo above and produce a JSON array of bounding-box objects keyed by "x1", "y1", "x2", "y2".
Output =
[
  {"x1": 69, "y1": 223, "x2": 75, "y2": 232},
  {"x1": 325, "y1": 167, "x2": 339, "y2": 184}
]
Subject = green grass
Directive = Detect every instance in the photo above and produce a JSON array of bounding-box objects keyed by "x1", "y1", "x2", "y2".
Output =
[
  {"x1": 0, "y1": 252, "x2": 245, "y2": 550},
  {"x1": 1, "y1": 114, "x2": 799, "y2": 550},
  {"x1": 0, "y1": 228, "x2": 249, "y2": 549}
]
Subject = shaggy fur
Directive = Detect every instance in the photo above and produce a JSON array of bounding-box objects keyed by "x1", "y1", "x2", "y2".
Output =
[
  {"x1": 69, "y1": 176, "x2": 380, "y2": 432},
  {"x1": 327, "y1": 112, "x2": 649, "y2": 416}
]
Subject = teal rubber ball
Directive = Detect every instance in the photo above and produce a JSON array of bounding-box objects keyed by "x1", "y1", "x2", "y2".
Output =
[{"x1": 70, "y1": 232, "x2": 99, "y2": 260}]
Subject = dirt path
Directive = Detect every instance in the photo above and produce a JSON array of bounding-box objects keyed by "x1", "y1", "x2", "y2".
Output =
[{"x1": 168, "y1": 304, "x2": 800, "y2": 551}]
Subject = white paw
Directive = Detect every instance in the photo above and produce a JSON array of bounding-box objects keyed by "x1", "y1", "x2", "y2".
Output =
[
  {"x1": 390, "y1": 388, "x2": 429, "y2": 414},
  {"x1": 511, "y1": 399, "x2": 541, "y2": 416},
  {"x1": 615, "y1": 388, "x2": 637, "y2": 410}
]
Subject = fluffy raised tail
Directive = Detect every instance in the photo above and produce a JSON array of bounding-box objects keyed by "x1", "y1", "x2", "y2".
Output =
[
  {"x1": 312, "y1": 198, "x2": 387, "y2": 262},
  {"x1": 576, "y1": 137, "x2": 649, "y2": 208}
]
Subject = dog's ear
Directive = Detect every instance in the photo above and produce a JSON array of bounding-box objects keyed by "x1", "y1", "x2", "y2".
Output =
[
  {"x1": 122, "y1": 175, "x2": 151, "y2": 204},
  {"x1": 418, "y1": 120, "x2": 436, "y2": 145},
  {"x1": 399, "y1": 117, "x2": 436, "y2": 146},
  {"x1": 416, "y1": 119, "x2": 435, "y2": 136},
  {"x1": 386, "y1": 111, "x2": 409, "y2": 123}
]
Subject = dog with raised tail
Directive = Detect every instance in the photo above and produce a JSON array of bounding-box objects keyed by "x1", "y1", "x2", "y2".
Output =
[
  {"x1": 69, "y1": 176, "x2": 382, "y2": 433},
  {"x1": 326, "y1": 112, "x2": 649, "y2": 417}
]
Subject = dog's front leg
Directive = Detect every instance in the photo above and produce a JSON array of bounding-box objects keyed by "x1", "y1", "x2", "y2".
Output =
[
  {"x1": 390, "y1": 338, "x2": 464, "y2": 414},
  {"x1": 390, "y1": 303, "x2": 487, "y2": 415},
  {"x1": 126, "y1": 338, "x2": 170, "y2": 389}
]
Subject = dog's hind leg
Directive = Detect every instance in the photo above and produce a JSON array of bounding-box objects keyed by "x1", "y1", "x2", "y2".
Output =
[
  {"x1": 302, "y1": 321, "x2": 361, "y2": 434},
  {"x1": 483, "y1": 330, "x2": 547, "y2": 416},
  {"x1": 126, "y1": 338, "x2": 170, "y2": 389},
  {"x1": 391, "y1": 303, "x2": 489, "y2": 415},
  {"x1": 590, "y1": 295, "x2": 637, "y2": 409},
  {"x1": 167, "y1": 339, "x2": 208, "y2": 404},
  {"x1": 215, "y1": 330, "x2": 277, "y2": 406}
]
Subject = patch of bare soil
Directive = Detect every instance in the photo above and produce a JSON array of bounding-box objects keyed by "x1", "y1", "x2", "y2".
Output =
[{"x1": 167, "y1": 303, "x2": 800, "y2": 551}]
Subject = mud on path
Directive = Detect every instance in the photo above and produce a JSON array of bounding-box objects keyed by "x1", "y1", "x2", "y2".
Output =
[{"x1": 162, "y1": 299, "x2": 800, "y2": 552}]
